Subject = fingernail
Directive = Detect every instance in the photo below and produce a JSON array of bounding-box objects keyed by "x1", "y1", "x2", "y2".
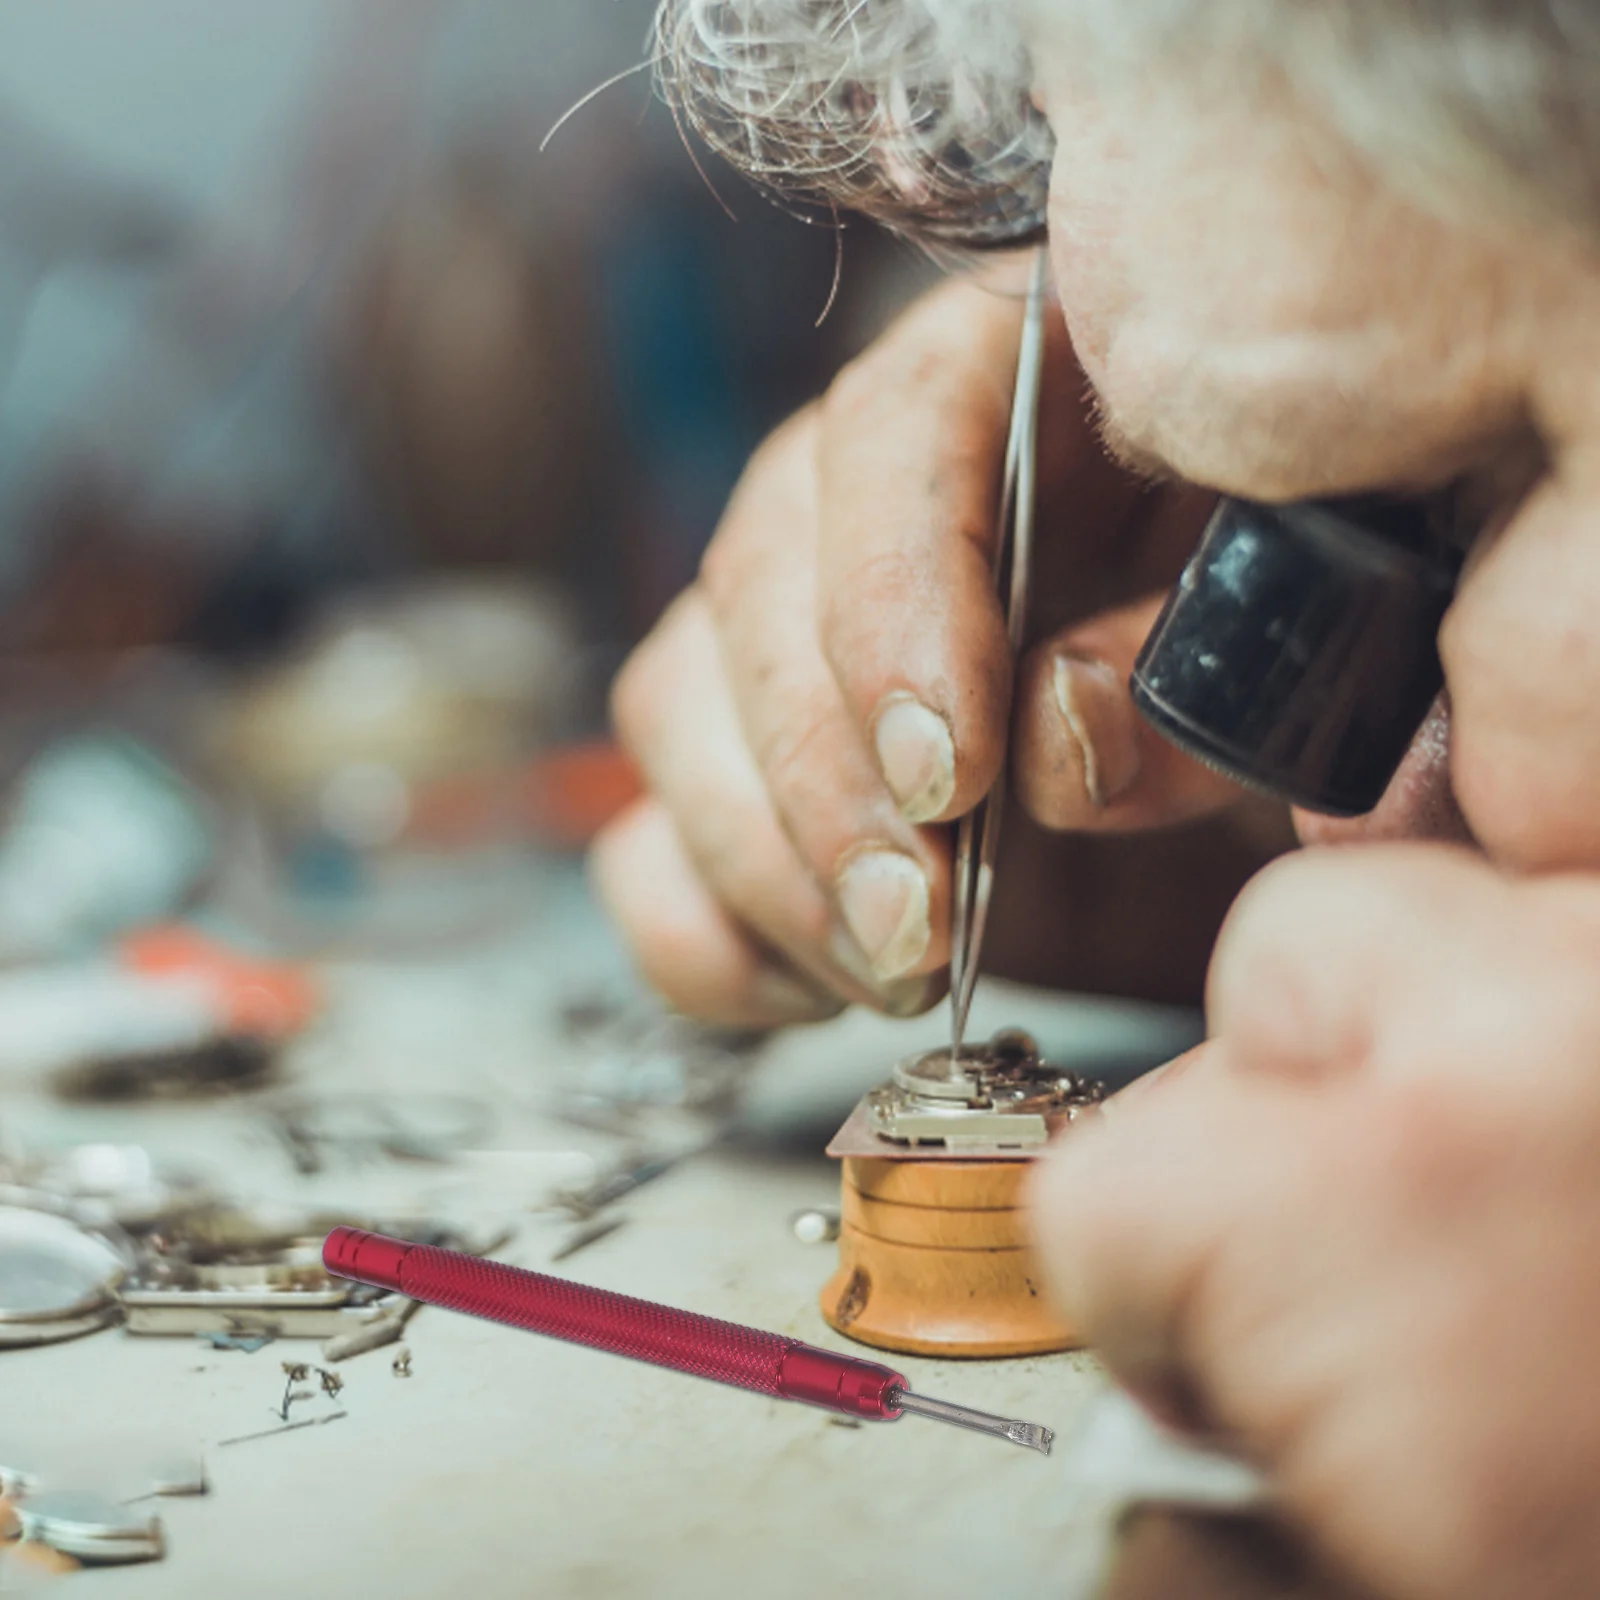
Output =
[
  {"x1": 1053, "y1": 653, "x2": 1142, "y2": 808},
  {"x1": 872, "y1": 693, "x2": 956, "y2": 823},
  {"x1": 825, "y1": 931, "x2": 933, "y2": 1015},
  {"x1": 752, "y1": 967, "x2": 845, "y2": 1024},
  {"x1": 834, "y1": 849, "x2": 932, "y2": 982},
  {"x1": 881, "y1": 974, "x2": 936, "y2": 1018}
]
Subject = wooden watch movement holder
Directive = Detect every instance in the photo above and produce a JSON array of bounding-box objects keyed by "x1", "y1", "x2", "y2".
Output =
[{"x1": 818, "y1": 1082, "x2": 1087, "y2": 1358}]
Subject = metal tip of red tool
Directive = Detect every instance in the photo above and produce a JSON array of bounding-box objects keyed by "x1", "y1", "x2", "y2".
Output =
[{"x1": 892, "y1": 1390, "x2": 1054, "y2": 1455}]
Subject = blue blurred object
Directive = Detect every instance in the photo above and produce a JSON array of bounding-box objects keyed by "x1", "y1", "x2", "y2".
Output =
[
  {"x1": 0, "y1": 736, "x2": 212, "y2": 961},
  {"x1": 0, "y1": 0, "x2": 916, "y2": 662}
]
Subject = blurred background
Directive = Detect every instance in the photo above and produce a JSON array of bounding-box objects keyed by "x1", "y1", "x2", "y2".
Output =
[
  {"x1": 0, "y1": 0, "x2": 933, "y2": 964},
  {"x1": 0, "y1": 19, "x2": 1204, "y2": 1583}
]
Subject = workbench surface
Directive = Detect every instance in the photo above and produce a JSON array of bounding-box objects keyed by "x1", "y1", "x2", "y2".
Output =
[{"x1": 2, "y1": 865, "x2": 1198, "y2": 1600}]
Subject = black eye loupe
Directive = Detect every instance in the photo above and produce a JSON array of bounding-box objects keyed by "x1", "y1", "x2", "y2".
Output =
[{"x1": 1129, "y1": 495, "x2": 1463, "y2": 817}]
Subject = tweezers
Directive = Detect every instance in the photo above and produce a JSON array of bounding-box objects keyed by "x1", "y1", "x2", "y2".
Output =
[{"x1": 949, "y1": 249, "x2": 1049, "y2": 1060}]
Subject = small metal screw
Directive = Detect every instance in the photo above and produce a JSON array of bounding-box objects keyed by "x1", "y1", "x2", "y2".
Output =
[{"x1": 276, "y1": 1363, "x2": 314, "y2": 1422}]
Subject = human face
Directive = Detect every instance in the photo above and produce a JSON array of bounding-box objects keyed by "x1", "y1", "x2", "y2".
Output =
[{"x1": 1028, "y1": 29, "x2": 1600, "y2": 863}]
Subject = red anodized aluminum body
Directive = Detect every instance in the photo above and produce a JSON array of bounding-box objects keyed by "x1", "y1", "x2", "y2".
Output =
[{"x1": 322, "y1": 1226, "x2": 906, "y2": 1421}]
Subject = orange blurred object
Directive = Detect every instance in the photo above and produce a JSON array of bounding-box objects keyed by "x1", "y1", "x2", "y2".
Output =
[
  {"x1": 521, "y1": 741, "x2": 643, "y2": 850},
  {"x1": 121, "y1": 925, "x2": 319, "y2": 1037},
  {"x1": 408, "y1": 740, "x2": 643, "y2": 852}
]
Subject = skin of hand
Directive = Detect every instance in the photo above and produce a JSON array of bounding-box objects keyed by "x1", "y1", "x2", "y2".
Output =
[
  {"x1": 601, "y1": 0, "x2": 1600, "y2": 1031},
  {"x1": 1015, "y1": 48, "x2": 1600, "y2": 1600},
  {"x1": 592, "y1": 266, "x2": 1285, "y2": 1026},
  {"x1": 958, "y1": 38, "x2": 1600, "y2": 1600},
  {"x1": 598, "y1": 21, "x2": 1600, "y2": 1599},
  {"x1": 597, "y1": 17, "x2": 1600, "y2": 1025},
  {"x1": 1031, "y1": 844, "x2": 1600, "y2": 1600}
]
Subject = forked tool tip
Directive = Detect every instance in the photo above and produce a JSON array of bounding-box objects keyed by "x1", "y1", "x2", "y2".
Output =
[{"x1": 1008, "y1": 1421, "x2": 1054, "y2": 1456}]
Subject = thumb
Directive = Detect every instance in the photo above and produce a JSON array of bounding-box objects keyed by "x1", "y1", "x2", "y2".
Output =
[{"x1": 1013, "y1": 591, "x2": 1251, "y2": 832}]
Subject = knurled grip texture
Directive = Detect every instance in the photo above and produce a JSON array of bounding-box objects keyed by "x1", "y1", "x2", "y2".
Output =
[
  {"x1": 324, "y1": 1226, "x2": 905, "y2": 1418},
  {"x1": 395, "y1": 1241, "x2": 794, "y2": 1396}
]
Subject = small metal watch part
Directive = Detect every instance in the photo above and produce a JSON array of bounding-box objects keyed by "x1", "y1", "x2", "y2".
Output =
[
  {"x1": 890, "y1": 1389, "x2": 1054, "y2": 1455},
  {"x1": 0, "y1": 1460, "x2": 43, "y2": 1499},
  {"x1": 217, "y1": 1412, "x2": 348, "y2": 1448},
  {"x1": 0, "y1": 1203, "x2": 129, "y2": 1347},
  {"x1": 132, "y1": 1458, "x2": 209, "y2": 1501},
  {"x1": 322, "y1": 1294, "x2": 420, "y2": 1361},
  {"x1": 865, "y1": 1029, "x2": 1105, "y2": 1152},
  {"x1": 14, "y1": 1492, "x2": 166, "y2": 1565}
]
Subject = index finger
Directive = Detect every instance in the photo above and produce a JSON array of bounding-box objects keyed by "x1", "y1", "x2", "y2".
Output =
[
  {"x1": 1029, "y1": 1051, "x2": 1320, "y2": 1433},
  {"x1": 1203, "y1": 844, "x2": 1585, "y2": 1086},
  {"x1": 814, "y1": 268, "x2": 1077, "y2": 822}
]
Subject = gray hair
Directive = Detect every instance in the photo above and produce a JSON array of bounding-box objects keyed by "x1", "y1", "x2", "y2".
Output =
[
  {"x1": 653, "y1": 0, "x2": 1600, "y2": 246},
  {"x1": 651, "y1": 0, "x2": 1052, "y2": 246}
]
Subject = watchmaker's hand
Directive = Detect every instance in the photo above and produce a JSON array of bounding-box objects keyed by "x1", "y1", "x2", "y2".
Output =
[
  {"x1": 1032, "y1": 844, "x2": 1600, "y2": 1600},
  {"x1": 593, "y1": 270, "x2": 1266, "y2": 1027},
  {"x1": 810, "y1": 269, "x2": 1242, "y2": 836}
]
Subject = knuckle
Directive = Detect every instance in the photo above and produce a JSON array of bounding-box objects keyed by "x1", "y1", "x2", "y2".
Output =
[
  {"x1": 1224, "y1": 850, "x2": 1347, "y2": 950},
  {"x1": 587, "y1": 806, "x2": 659, "y2": 933},
  {"x1": 823, "y1": 276, "x2": 998, "y2": 413},
  {"x1": 674, "y1": 793, "x2": 833, "y2": 954},
  {"x1": 820, "y1": 349, "x2": 888, "y2": 435},
  {"x1": 815, "y1": 545, "x2": 915, "y2": 663},
  {"x1": 758, "y1": 401, "x2": 820, "y2": 464},
  {"x1": 608, "y1": 650, "x2": 651, "y2": 751},
  {"x1": 821, "y1": 291, "x2": 1012, "y2": 441},
  {"x1": 696, "y1": 531, "x2": 741, "y2": 614},
  {"x1": 754, "y1": 694, "x2": 838, "y2": 818},
  {"x1": 609, "y1": 631, "x2": 671, "y2": 754},
  {"x1": 699, "y1": 414, "x2": 818, "y2": 612},
  {"x1": 737, "y1": 408, "x2": 819, "y2": 511},
  {"x1": 637, "y1": 951, "x2": 741, "y2": 1026},
  {"x1": 589, "y1": 820, "x2": 752, "y2": 1024},
  {"x1": 1209, "y1": 860, "x2": 1293, "y2": 986},
  {"x1": 701, "y1": 817, "x2": 786, "y2": 919},
  {"x1": 610, "y1": 588, "x2": 709, "y2": 753},
  {"x1": 1363, "y1": 1075, "x2": 1494, "y2": 1206},
  {"x1": 821, "y1": 339, "x2": 953, "y2": 445},
  {"x1": 697, "y1": 516, "x2": 771, "y2": 621},
  {"x1": 1208, "y1": 853, "x2": 1357, "y2": 1058}
]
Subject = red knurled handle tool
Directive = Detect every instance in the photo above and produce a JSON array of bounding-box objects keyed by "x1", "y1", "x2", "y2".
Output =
[{"x1": 324, "y1": 1226, "x2": 1051, "y2": 1452}]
